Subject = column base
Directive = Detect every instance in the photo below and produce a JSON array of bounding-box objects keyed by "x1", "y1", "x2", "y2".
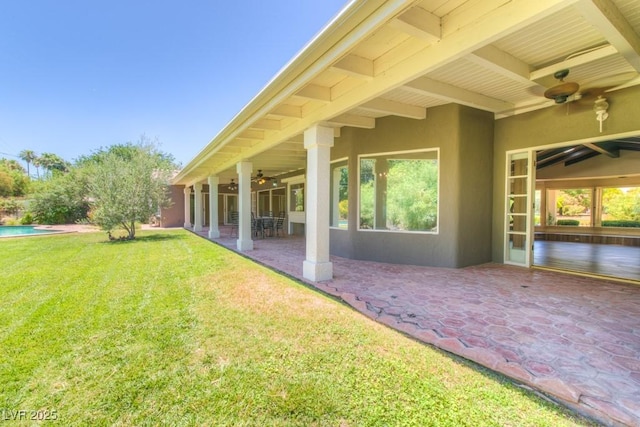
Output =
[
  {"x1": 194, "y1": 225, "x2": 203, "y2": 232},
  {"x1": 237, "y1": 238, "x2": 254, "y2": 251},
  {"x1": 303, "y1": 260, "x2": 333, "y2": 282},
  {"x1": 184, "y1": 222, "x2": 192, "y2": 228},
  {"x1": 208, "y1": 229, "x2": 220, "y2": 239}
]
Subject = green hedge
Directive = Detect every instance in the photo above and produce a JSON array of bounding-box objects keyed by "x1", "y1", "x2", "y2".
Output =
[
  {"x1": 556, "y1": 219, "x2": 580, "y2": 226},
  {"x1": 602, "y1": 220, "x2": 640, "y2": 228}
]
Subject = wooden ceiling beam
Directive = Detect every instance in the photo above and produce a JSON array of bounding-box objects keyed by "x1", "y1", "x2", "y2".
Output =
[
  {"x1": 330, "y1": 54, "x2": 374, "y2": 80},
  {"x1": 583, "y1": 142, "x2": 619, "y2": 158},
  {"x1": 574, "y1": 0, "x2": 640, "y2": 72},
  {"x1": 324, "y1": 113, "x2": 376, "y2": 129},
  {"x1": 388, "y1": 6, "x2": 441, "y2": 43},
  {"x1": 294, "y1": 84, "x2": 332, "y2": 102},
  {"x1": 359, "y1": 98, "x2": 426, "y2": 119},
  {"x1": 403, "y1": 75, "x2": 513, "y2": 112},
  {"x1": 250, "y1": 118, "x2": 282, "y2": 131}
]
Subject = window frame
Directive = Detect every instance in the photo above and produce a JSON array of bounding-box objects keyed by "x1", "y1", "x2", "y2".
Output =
[
  {"x1": 357, "y1": 148, "x2": 440, "y2": 235},
  {"x1": 330, "y1": 158, "x2": 349, "y2": 230}
]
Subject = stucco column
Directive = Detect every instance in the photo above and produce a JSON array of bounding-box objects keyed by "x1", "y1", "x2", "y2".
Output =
[
  {"x1": 193, "y1": 183, "x2": 203, "y2": 232},
  {"x1": 236, "y1": 161, "x2": 253, "y2": 251},
  {"x1": 303, "y1": 124, "x2": 333, "y2": 282},
  {"x1": 208, "y1": 176, "x2": 220, "y2": 238},
  {"x1": 183, "y1": 186, "x2": 192, "y2": 228}
]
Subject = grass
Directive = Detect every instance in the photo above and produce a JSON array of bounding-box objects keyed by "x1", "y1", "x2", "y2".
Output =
[{"x1": 0, "y1": 229, "x2": 594, "y2": 426}]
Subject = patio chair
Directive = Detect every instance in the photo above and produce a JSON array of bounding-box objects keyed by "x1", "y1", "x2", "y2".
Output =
[
  {"x1": 274, "y1": 211, "x2": 286, "y2": 237},
  {"x1": 251, "y1": 212, "x2": 264, "y2": 238},
  {"x1": 229, "y1": 211, "x2": 239, "y2": 237},
  {"x1": 261, "y1": 214, "x2": 274, "y2": 237}
]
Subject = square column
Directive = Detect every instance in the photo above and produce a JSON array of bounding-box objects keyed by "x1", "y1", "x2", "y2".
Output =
[
  {"x1": 183, "y1": 186, "x2": 192, "y2": 228},
  {"x1": 193, "y1": 183, "x2": 203, "y2": 232},
  {"x1": 208, "y1": 176, "x2": 220, "y2": 238},
  {"x1": 236, "y1": 161, "x2": 253, "y2": 251},
  {"x1": 303, "y1": 125, "x2": 334, "y2": 282}
]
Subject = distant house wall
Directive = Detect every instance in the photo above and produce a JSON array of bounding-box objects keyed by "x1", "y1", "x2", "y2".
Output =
[
  {"x1": 330, "y1": 104, "x2": 494, "y2": 268},
  {"x1": 160, "y1": 185, "x2": 185, "y2": 228}
]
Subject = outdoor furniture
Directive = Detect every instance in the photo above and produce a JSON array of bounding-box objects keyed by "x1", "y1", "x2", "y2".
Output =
[
  {"x1": 274, "y1": 211, "x2": 286, "y2": 237},
  {"x1": 251, "y1": 212, "x2": 264, "y2": 238},
  {"x1": 260, "y1": 216, "x2": 274, "y2": 237},
  {"x1": 229, "y1": 211, "x2": 239, "y2": 237}
]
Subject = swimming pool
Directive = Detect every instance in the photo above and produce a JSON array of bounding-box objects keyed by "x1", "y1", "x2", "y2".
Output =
[{"x1": 0, "y1": 226, "x2": 62, "y2": 237}]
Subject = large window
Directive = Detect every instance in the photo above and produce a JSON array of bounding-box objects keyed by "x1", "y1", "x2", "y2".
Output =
[
  {"x1": 548, "y1": 188, "x2": 592, "y2": 226},
  {"x1": 539, "y1": 185, "x2": 640, "y2": 229},
  {"x1": 290, "y1": 183, "x2": 304, "y2": 212},
  {"x1": 359, "y1": 149, "x2": 438, "y2": 233},
  {"x1": 331, "y1": 161, "x2": 348, "y2": 229},
  {"x1": 602, "y1": 186, "x2": 640, "y2": 227}
]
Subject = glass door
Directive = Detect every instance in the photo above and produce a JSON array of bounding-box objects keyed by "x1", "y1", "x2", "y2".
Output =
[
  {"x1": 225, "y1": 194, "x2": 238, "y2": 225},
  {"x1": 504, "y1": 151, "x2": 533, "y2": 266}
]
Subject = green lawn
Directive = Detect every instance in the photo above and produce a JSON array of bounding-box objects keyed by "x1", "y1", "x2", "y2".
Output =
[{"x1": 0, "y1": 230, "x2": 593, "y2": 426}]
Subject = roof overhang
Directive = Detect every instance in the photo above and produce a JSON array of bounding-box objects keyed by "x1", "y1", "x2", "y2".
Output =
[{"x1": 174, "y1": 0, "x2": 640, "y2": 187}]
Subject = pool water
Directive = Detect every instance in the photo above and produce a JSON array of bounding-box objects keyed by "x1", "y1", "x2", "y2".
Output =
[{"x1": 0, "y1": 226, "x2": 61, "y2": 237}]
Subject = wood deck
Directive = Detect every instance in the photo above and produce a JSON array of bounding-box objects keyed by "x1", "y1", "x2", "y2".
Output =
[{"x1": 533, "y1": 240, "x2": 640, "y2": 282}]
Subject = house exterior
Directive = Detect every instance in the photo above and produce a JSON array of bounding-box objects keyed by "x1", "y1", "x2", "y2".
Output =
[{"x1": 170, "y1": 0, "x2": 640, "y2": 282}]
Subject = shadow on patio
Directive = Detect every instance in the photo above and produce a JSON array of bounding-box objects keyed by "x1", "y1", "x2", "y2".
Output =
[{"x1": 193, "y1": 226, "x2": 639, "y2": 426}]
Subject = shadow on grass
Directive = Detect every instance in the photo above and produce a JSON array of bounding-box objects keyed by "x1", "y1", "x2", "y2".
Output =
[{"x1": 99, "y1": 232, "x2": 188, "y2": 244}]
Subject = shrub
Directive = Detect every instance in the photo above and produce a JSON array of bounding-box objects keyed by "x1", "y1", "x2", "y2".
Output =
[
  {"x1": 602, "y1": 220, "x2": 640, "y2": 228},
  {"x1": 29, "y1": 171, "x2": 89, "y2": 224},
  {"x1": 556, "y1": 219, "x2": 580, "y2": 226},
  {"x1": 20, "y1": 213, "x2": 34, "y2": 225}
]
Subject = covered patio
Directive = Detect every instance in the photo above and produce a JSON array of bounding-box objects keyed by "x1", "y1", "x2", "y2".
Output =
[{"x1": 191, "y1": 226, "x2": 639, "y2": 426}]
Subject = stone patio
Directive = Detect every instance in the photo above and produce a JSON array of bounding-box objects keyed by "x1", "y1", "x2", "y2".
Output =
[{"x1": 193, "y1": 226, "x2": 639, "y2": 426}]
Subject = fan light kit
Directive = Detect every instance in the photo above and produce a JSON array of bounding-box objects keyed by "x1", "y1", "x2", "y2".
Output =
[
  {"x1": 544, "y1": 69, "x2": 579, "y2": 104},
  {"x1": 593, "y1": 96, "x2": 609, "y2": 133}
]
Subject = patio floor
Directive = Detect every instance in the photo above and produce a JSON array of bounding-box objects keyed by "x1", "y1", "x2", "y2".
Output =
[{"x1": 192, "y1": 226, "x2": 640, "y2": 426}]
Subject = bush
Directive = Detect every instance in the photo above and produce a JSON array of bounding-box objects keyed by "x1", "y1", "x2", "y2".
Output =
[
  {"x1": 556, "y1": 219, "x2": 580, "y2": 226},
  {"x1": 20, "y1": 213, "x2": 34, "y2": 225},
  {"x1": 29, "y1": 171, "x2": 89, "y2": 224},
  {"x1": 602, "y1": 220, "x2": 640, "y2": 228}
]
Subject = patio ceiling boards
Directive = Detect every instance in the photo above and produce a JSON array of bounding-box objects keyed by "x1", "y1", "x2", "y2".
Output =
[{"x1": 173, "y1": 0, "x2": 640, "y2": 188}]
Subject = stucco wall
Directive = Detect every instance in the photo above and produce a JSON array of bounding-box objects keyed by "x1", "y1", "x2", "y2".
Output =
[
  {"x1": 492, "y1": 85, "x2": 640, "y2": 262},
  {"x1": 330, "y1": 104, "x2": 494, "y2": 268},
  {"x1": 160, "y1": 185, "x2": 185, "y2": 228}
]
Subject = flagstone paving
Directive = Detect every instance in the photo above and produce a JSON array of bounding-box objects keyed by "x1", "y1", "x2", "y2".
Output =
[{"x1": 193, "y1": 227, "x2": 640, "y2": 426}]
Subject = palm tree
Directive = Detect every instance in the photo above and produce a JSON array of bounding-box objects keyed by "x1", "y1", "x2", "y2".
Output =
[
  {"x1": 39, "y1": 152, "x2": 68, "y2": 178},
  {"x1": 33, "y1": 156, "x2": 41, "y2": 179},
  {"x1": 18, "y1": 149, "x2": 36, "y2": 178}
]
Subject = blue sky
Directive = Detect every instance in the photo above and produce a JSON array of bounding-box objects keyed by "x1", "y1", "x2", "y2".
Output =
[{"x1": 0, "y1": 0, "x2": 348, "y2": 168}]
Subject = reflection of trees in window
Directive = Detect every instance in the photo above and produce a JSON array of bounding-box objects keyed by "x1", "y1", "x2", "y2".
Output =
[
  {"x1": 602, "y1": 187, "x2": 640, "y2": 224},
  {"x1": 359, "y1": 151, "x2": 438, "y2": 232},
  {"x1": 290, "y1": 183, "x2": 304, "y2": 212},
  {"x1": 387, "y1": 159, "x2": 438, "y2": 231},
  {"x1": 359, "y1": 159, "x2": 375, "y2": 228},
  {"x1": 331, "y1": 163, "x2": 349, "y2": 228}
]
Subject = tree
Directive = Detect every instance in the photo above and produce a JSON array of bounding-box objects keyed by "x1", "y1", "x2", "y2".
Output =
[
  {"x1": 87, "y1": 140, "x2": 174, "y2": 239},
  {"x1": 28, "y1": 169, "x2": 89, "y2": 224},
  {"x1": 39, "y1": 152, "x2": 69, "y2": 178},
  {"x1": 0, "y1": 159, "x2": 29, "y2": 197},
  {"x1": 18, "y1": 150, "x2": 37, "y2": 177}
]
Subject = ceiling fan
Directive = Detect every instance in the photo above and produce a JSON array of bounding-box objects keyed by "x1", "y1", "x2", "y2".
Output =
[
  {"x1": 543, "y1": 69, "x2": 579, "y2": 104},
  {"x1": 542, "y1": 68, "x2": 639, "y2": 131},
  {"x1": 252, "y1": 170, "x2": 273, "y2": 185}
]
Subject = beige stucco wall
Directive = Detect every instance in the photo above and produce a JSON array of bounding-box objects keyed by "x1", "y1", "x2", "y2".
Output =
[
  {"x1": 492, "y1": 85, "x2": 640, "y2": 262},
  {"x1": 330, "y1": 104, "x2": 494, "y2": 268},
  {"x1": 160, "y1": 185, "x2": 185, "y2": 228}
]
